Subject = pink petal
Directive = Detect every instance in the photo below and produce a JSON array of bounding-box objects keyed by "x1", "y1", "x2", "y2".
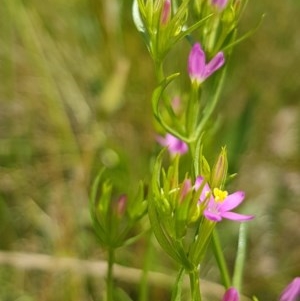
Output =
[
  {"x1": 204, "y1": 52, "x2": 225, "y2": 79},
  {"x1": 194, "y1": 177, "x2": 212, "y2": 203},
  {"x1": 188, "y1": 43, "x2": 206, "y2": 82},
  {"x1": 156, "y1": 134, "x2": 188, "y2": 155},
  {"x1": 219, "y1": 191, "x2": 245, "y2": 211},
  {"x1": 194, "y1": 176, "x2": 204, "y2": 190},
  {"x1": 280, "y1": 277, "x2": 300, "y2": 301},
  {"x1": 220, "y1": 211, "x2": 254, "y2": 222},
  {"x1": 204, "y1": 209, "x2": 222, "y2": 222}
]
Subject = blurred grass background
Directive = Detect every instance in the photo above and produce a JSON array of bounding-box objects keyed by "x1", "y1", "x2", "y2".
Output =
[{"x1": 0, "y1": 0, "x2": 299, "y2": 300}]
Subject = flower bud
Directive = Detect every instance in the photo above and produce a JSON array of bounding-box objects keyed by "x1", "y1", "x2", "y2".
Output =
[
  {"x1": 116, "y1": 194, "x2": 127, "y2": 217},
  {"x1": 222, "y1": 287, "x2": 240, "y2": 301},
  {"x1": 210, "y1": 146, "x2": 228, "y2": 189},
  {"x1": 211, "y1": 0, "x2": 228, "y2": 11},
  {"x1": 179, "y1": 179, "x2": 192, "y2": 202},
  {"x1": 160, "y1": 0, "x2": 171, "y2": 25}
]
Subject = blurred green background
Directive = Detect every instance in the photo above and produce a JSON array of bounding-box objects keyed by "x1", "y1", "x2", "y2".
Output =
[{"x1": 0, "y1": 0, "x2": 299, "y2": 300}]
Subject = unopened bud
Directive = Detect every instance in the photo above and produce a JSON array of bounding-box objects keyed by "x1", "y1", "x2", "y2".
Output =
[
  {"x1": 179, "y1": 179, "x2": 192, "y2": 203},
  {"x1": 211, "y1": 0, "x2": 228, "y2": 11},
  {"x1": 210, "y1": 147, "x2": 228, "y2": 189},
  {"x1": 160, "y1": 0, "x2": 171, "y2": 25},
  {"x1": 222, "y1": 287, "x2": 240, "y2": 301},
  {"x1": 116, "y1": 194, "x2": 127, "y2": 217}
]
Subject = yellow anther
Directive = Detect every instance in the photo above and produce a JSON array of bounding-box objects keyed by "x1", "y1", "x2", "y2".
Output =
[{"x1": 213, "y1": 188, "x2": 228, "y2": 202}]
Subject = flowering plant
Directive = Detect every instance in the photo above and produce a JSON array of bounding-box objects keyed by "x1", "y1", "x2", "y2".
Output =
[{"x1": 86, "y1": 1, "x2": 298, "y2": 301}]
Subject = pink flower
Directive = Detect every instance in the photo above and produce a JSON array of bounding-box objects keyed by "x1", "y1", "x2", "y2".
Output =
[
  {"x1": 222, "y1": 287, "x2": 240, "y2": 301},
  {"x1": 188, "y1": 43, "x2": 225, "y2": 84},
  {"x1": 211, "y1": 0, "x2": 228, "y2": 11},
  {"x1": 157, "y1": 133, "x2": 188, "y2": 155},
  {"x1": 280, "y1": 277, "x2": 300, "y2": 301},
  {"x1": 195, "y1": 177, "x2": 254, "y2": 222}
]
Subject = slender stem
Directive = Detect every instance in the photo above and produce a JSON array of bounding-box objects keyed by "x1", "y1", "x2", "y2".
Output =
[
  {"x1": 186, "y1": 84, "x2": 201, "y2": 163},
  {"x1": 189, "y1": 268, "x2": 201, "y2": 301},
  {"x1": 194, "y1": 65, "x2": 227, "y2": 140},
  {"x1": 212, "y1": 229, "x2": 231, "y2": 289},
  {"x1": 171, "y1": 266, "x2": 185, "y2": 301},
  {"x1": 139, "y1": 231, "x2": 154, "y2": 301},
  {"x1": 186, "y1": 84, "x2": 199, "y2": 138},
  {"x1": 107, "y1": 247, "x2": 115, "y2": 301},
  {"x1": 155, "y1": 60, "x2": 164, "y2": 82},
  {"x1": 233, "y1": 223, "x2": 248, "y2": 292}
]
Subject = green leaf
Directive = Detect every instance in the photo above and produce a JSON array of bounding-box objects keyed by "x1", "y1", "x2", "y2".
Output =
[
  {"x1": 148, "y1": 199, "x2": 181, "y2": 263},
  {"x1": 222, "y1": 14, "x2": 265, "y2": 52},
  {"x1": 233, "y1": 223, "x2": 248, "y2": 292},
  {"x1": 90, "y1": 169, "x2": 104, "y2": 208},
  {"x1": 151, "y1": 73, "x2": 191, "y2": 142},
  {"x1": 171, "y1": 267, "x2": 185, "y2": 301},
  {"x1": 174, "y1": 13, "x2": 214, "y2": 45},
  {"x1": 152, "y1": 72, "x2": 180, "y2": 118}
]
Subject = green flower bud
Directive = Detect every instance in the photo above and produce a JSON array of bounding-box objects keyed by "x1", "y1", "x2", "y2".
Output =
[{"x1": 210, "y1": 146, "x2": 228, "y2": 189}]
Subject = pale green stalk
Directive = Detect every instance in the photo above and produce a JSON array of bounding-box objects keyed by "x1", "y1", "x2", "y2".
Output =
[
  {"x1": 212, "y1": 229, "x2": 231, "y2": 288},
  {"x1": 138, "y1": 231, "x2": 154, "y2": 301},
  {"x1": 233, "y1": 223, "x2": 248, "y2": 292},
  {"x1": 107, "y1": 247, "x2": 115, "y2": 301},
  {"x1": 189, "y1": 269, "x2": 201, "y2": 301},
  {"x1": 171, "y1": 267, "x2": 185, "y2": 301}
]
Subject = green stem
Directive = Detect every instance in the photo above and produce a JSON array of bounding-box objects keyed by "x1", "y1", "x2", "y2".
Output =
[
  {"x1": 189, "y1": 268, "x2": 201, "y2": 301},
  {"x1": 171, "y1": 266, "x2": 185, "y2": 301},
  {"x1": 107, "y1": 247, "x2": 115, "y2": 301},
  {"x1": 194, "y1": 65, "x2": 227, "y2": 140},
  {"x1": 212, "y1": 229, "x2": 231, "y2": 288},
  {"x1": 232, "y1": 223, "x2": 248, "y2": 292},
  {"x1": 138, "y1": 231, "x2": 154, "y2": 301},
  {"x1": 154, "y1": 60, "x2": 164, "y2": 82},
  {"x1": 186, "y1": 84, "x2": 202, "y2": 163},
  {"x1": 186, "y1": 84, "x2": 199, "y2": 138}
]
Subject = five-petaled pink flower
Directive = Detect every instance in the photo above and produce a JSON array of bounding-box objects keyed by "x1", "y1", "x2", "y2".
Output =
[
  {"x1": 157, "y1": 133, "x2": 188, "y2": 155},
  {"x1": 222, "y1": 287, "x2": 240, "y2": 301},
  {"x1": 188, "y1": 42, "x2": 225, "y2": 84},
  {"x1": 211, "y1": 0, "x2": 228, "y2": 11},
  {"x1": 195, "y1": 176, "x2": 254, "y2": 222},
  {"x1": 280, "y1": 277, "x2": 300, "y2": 301}
]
